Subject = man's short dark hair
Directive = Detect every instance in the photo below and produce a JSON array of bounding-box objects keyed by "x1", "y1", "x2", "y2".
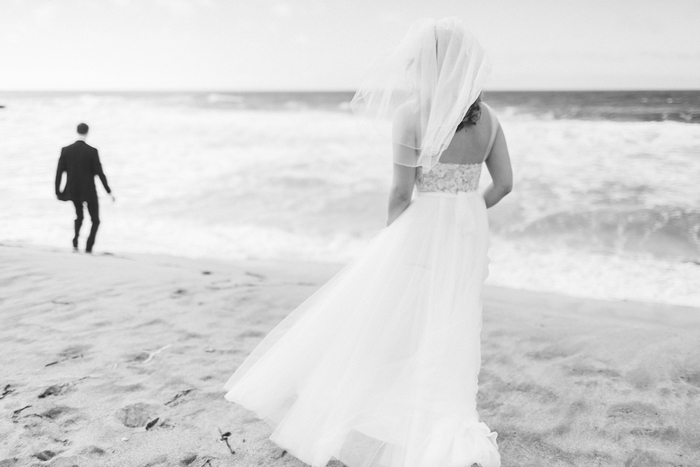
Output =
[{"x1": 77, "y1": 123, "x2": 89, "y2": 135}]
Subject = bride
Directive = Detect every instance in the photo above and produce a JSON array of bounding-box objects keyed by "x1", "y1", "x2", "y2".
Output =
[{"x1": 224, "y1": 17, "x2": 513, "y2": 467}]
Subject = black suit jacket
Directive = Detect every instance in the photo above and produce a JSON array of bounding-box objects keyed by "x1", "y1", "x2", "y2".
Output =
[{"x1": 55, "y1": 141, "x2": 111, "y2": 202}]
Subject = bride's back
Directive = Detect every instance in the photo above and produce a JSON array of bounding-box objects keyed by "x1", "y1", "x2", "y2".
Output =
[{"x1": 438, "y1": 104, "x2": 495, "y2": 165}]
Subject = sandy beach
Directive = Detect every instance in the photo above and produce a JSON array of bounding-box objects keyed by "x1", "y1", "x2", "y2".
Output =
[{"x1": 1, "y1": 244, "x2": 699, "y2": 467}]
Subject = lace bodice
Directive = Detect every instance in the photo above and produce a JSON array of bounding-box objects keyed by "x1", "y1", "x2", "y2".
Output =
[{"x1": 416, "y1": 162, "x2": 482, "y2": 193}]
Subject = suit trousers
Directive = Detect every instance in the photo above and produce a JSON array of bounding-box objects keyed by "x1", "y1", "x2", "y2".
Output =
[{"x1": 72, "y1": 198, "x2": 100, "y2": 252}]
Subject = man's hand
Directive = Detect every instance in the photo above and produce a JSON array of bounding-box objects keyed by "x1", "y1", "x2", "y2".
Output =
[{"x1": 109, "y1": 194, "x2": 116, "y2": 203}]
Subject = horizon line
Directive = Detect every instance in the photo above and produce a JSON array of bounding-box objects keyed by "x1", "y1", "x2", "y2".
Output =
[{"x1": 1, "y1": 88, "x2": 700, "y2": 94}]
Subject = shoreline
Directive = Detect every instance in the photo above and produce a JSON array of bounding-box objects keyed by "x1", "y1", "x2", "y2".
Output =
[
  {"x1": 4, "y1": 238, "x2": 698, "y2": 310},
  {"x1": 1, "y1": 244, "x2": 699, "y2": 466}
]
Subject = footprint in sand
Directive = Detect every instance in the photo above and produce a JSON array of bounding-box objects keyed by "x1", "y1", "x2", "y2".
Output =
[
  {"x1": 80, "y1": 445, "x2": 108, "y2": 458},
  {"x1": 478, "y1": 371, "x2": 558, "y2": 403},
  {"x1": 115, "y1": 402, "x2": 160, "y2": 428},
  {"x1": 630, "y1": 425, "x2": 680, "y2": 441},
  {"x1": 33, "y1": 450, "x2": 56, "y2": 461},
  {"x1": 180, "y1": 452, "x2": 198, "y2": 465},
  {"x1": 566, "y1": 362, "x2": 621, "y2": 379},
  {"x1": 607, "y1": 401, "x2": 661, "y2": 420},
  {"x1": 141, "y1": 454, "x2": 169, "y2": 467},
  {"x1": 245, "y1": 271, "x2": 266, "y2": 280},
  {"x1": 625, "y1": 367, "x2": 656, "y2": 390},
  {"x1": 38, "y1": 383, "x2": 71, "y2": 399},
  {"x1": 679, "y1": 371, "x2": 700, "y2": 387},
  {"x1": 40, "y1": 406, "x2": 86, "y2": 435},
  {"x1": 126, "y1": 351, "x2": 151, "y2": 363},
  {"x1": 112, "y1": 382, "x2": 146, "y2": 393},
  {"x1": 40, "y1": 405, "x2": 75, "y2": 421},
  {"x1": 510, "y1": 382, "x2": 559, "y2": 402},
  {"x1": 58, "y1": 344, "x2": 90, "y2": 360},
  {"x1": 238, "y1": 330, "x2": 265, "y2": 338},
  {"x1": 526, "y1": 342, "x2": 583, "y2": 361},
  {"x1": 171, "y1": 288, "x2": 188, "y2": 298}
]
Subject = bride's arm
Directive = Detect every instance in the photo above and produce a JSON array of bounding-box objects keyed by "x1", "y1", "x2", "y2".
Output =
[
  {"x1": 483, "y1": 126, "x2": 513, "y2": 208},
  {"x1": 387, "y1": 162, "x2": 416, "y2": 226},
  {"x1": 387, "y1": 105, "x2": 418, "y2": 226}
]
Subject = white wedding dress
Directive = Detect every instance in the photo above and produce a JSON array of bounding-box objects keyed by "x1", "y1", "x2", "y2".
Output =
[{"x1": 224, "y1": 111, "x2": 501, "y2": 467}]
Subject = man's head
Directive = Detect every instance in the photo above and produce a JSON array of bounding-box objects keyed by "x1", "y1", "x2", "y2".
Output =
[{"x1": 77, "y1": 123, "x2": 89, "y2": 135}]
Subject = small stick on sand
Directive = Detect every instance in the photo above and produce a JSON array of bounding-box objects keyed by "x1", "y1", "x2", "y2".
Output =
[
  {"x1": 11, "y1": 405, "x2": 31, "y2": 420},
  {"x1": 45, "y1": 354, "x2": 83, "y2": 367},
  {"x1": 145, "y1": 417, "x2": 159, "y2": 430},
  {"x1": 142, "y1": 344, "x2": 172, "y2": 364},
  {"x1": 165, "y1": 389, "x2": 193, "y2": 406},
  {"x1": 217, "y1": 428, "x2": 235, "y2": 455},
  {"x1": 0, "y1": 384, "x2": 14, "y2": 400}
]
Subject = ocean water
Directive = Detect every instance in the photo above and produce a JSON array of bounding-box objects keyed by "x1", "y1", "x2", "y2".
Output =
[{"x1": 1, "y1": 91, "x2": 699, "y2": 307}]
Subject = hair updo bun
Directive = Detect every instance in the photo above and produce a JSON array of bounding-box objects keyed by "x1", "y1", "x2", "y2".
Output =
[{"x1": 455, "y1": 95, "x2": 482, "y2": 132}]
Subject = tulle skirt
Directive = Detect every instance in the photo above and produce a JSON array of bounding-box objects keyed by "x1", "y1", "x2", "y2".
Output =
[{"x1": 224, "y1": 191, "x2": 500, "y2": 467}]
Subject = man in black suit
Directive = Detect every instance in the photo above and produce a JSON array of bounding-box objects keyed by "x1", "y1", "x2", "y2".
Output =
[{"x1": 55, "y1": 123, "x2": 114, "y2": 253}]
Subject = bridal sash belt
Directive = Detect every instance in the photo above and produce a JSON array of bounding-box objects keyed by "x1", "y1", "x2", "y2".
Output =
[{"x1": 416, "y1": 190, "x2": 481, "y2": 234}]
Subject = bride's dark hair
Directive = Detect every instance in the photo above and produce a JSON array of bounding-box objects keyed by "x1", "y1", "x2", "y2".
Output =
[
  {"x1": 433, "y1": 25, "x2": 484, "y2": 134},
  {"x1": 456, "y1": 93, "x2": 482, "y2": 132}
]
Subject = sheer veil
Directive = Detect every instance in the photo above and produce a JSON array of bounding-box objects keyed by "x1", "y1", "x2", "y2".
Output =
[{"x1": 351, "y1": 17, "x2": 492, "y2": 172}]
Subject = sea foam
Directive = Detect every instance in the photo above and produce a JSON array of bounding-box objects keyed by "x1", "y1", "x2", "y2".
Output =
[{"x1": 0, "y1": 92, "x2": 698, "y2": 307}]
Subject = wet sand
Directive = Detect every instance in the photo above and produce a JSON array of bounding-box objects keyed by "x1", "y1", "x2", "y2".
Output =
[{"x1": 1, "y1": 244, "x2": 699, "y2": 466}]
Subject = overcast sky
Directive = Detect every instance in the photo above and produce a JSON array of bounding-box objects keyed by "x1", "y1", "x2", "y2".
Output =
[{"x1": 1, "y1": 0, "x2": 699, "y2": 91}]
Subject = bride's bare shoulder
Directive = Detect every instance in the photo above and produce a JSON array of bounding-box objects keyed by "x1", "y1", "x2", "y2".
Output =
[
  {"x1": 393, "y1": 101, "x2": 419, "y2": 137},
  {"x1": 394, "y1": 100, "x2": 420, "y2": 121},
  {"x1": 481, "y1": 102, "x2": 498, "y2": 125}
]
